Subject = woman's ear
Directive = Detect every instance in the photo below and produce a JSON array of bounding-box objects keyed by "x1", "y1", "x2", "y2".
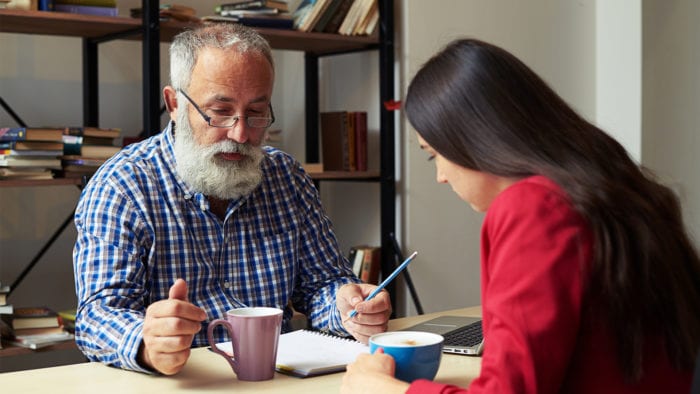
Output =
[{"x1": 163, "y1": 86, "x2": 178, "y2": 121}]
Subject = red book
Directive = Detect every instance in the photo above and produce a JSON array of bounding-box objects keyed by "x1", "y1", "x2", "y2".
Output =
[{"x1": 353, "y1": 111, "x2": 368, "y2": 171}]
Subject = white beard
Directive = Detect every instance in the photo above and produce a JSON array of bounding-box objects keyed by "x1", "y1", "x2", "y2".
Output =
[{"x1": 173, "y1": 107, "x2": 264, "y2": 200}]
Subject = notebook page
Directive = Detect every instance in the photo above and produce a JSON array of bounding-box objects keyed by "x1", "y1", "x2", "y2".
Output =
[{"x1": 275, "y1": 329, "x2": 369, "y2": 377}]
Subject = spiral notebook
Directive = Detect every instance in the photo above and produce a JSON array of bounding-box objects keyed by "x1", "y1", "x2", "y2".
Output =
[{"x1": 215, "y1": 329, "x2": 369, "y2": 378}]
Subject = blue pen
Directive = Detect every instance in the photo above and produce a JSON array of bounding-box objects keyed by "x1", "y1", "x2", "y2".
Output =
[{"x1": 348, "y1": 251, "x2": 418, "y2": 319}]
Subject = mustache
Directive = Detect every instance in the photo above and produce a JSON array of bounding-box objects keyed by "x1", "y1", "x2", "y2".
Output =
[{"x1": 202, "y1": 140, "x2": 255, "y2": 157}]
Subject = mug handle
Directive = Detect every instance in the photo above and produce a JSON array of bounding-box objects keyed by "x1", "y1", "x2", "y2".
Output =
[{"x1": 207, "y1": 318, "x2": 238, "y2": 374}]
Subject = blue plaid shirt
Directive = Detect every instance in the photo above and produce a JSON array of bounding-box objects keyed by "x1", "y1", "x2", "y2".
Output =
[{"x1": 73, "y1": 122, "x2": 359, "y2": 372}]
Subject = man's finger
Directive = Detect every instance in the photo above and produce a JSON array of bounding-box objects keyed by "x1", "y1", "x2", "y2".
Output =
[{"x1": 169, "y1": 278, "x2": 188, "y2": 301}]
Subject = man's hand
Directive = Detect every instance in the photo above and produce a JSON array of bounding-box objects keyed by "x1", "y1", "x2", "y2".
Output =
[
  {"x1": 139, "y1": 279, "x2": 207, "y2": 375},
  {"x1": 337, "y1": 283, "x2": 392, "y2": 343}
]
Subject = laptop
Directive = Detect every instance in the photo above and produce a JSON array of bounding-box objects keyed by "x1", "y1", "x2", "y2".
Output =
[{"x1": 401, "y1": 315, "x2": 484, "y2": 356}]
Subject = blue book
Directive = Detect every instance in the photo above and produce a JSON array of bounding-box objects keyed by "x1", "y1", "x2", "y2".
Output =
[
  {"x1": 0, "y1": 127, "x2": 64, "y2": 142},
  {"x1": 54, "y1": 4, "x2": 118, "y2": 17},
  {"x1": 38, "y1": 0, "x2": 55, "y2": 11},
  {"x1": 0, "y1": 127, "x2": 26, "y2": 141}
]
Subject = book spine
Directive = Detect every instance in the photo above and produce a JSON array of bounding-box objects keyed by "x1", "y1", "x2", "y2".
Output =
[
  {"x1": 54, "y1": 0, "x2": 117, "y2": 6},
  {"x1": 323, "y1": 0, "x2": 353, "y2": 33},
  {"x1": 217, "y1": 1, "x2": 267, "y2": 12},
  {"x1": 0, "y1": 127, "x2": 27, "y2": 142},
  {"x1": 38, "y1": 0, "x2": 55, "y2": 11},
  {"x1": 346, "y1": 112, "x2": 356, "y2": 171},
  {"x1": 354, "y1": 111, "x2": 367, "y2": 171},
  {"x1": 359, "y1": 247, "x2": 380, "y2": 284},
  {"x1": 320, "y1": 111, "x2": 348, "y2": 171},
  {"x1": 54, "y1": 4, "x2": 118, "y2": 16},
  {"x1": 63, "y1": 127, "x2": 84, "y2": 137},
  {"x1": 236, "y1": 17, "x2": 294, "y2": 29},
  {"x1": 313, "y1": 0, "x2": 343, "y2": 32}
]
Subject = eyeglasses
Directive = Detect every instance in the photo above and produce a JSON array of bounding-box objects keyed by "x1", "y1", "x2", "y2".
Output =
[{"x1": 178, "y1": 89, "x2": 275, "y2": 129}]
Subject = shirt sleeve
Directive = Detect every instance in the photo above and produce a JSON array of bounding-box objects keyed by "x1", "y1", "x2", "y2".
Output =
[
  {"x1": 469, "y1": 181, "x2": 591, "y2": 393},
  {"x1": 287, "y1": 161, "x2": 361, "y2": 335},
  {"x1": 73, "y1": 177, "x2": 154, "y2": 373}
]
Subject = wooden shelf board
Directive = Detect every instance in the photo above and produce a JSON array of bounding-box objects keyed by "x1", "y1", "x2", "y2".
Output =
[
  {"x1": 0, "y1": 9, "x2": 146, "y2": 39},
  {"x1": 308, "y1": 170, "x2": 380, "y2": 181},
  {"x1": 0, "y1": 10, "x2": 379, "y2": 53},
  {"x1": 0, "y1": 178, "x2": 83, "y2": 188},
  {"x1": 0, "y1": 339, "x2": 77, "y2": 357}
]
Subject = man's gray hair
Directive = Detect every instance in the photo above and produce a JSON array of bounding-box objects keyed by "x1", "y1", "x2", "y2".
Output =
[{"x1": 169, "y1": 23, "x2": 274, "y2": 91}]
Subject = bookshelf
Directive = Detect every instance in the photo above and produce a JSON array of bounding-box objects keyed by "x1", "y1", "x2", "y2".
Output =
[
  {"x1": 0, "y1": 178, "x2": 83, "y2": 188},
  {"x1": 0, "y1": 0, "x2": 398, "y2": 311},
  {"x1": 0, "y1": 339, "x2": 77, "y2": 357}
]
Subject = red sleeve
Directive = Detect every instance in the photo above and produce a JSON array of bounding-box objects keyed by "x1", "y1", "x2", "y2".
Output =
[
  {"x1": 407, "y1": 379, "x2": 468, "y2": 394},
  {"x1": 469, "y1": 178, "x2": 592, "y2": 393}
]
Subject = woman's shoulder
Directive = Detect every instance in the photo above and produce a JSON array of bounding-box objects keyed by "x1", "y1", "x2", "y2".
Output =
[
  {"x1": 489, "y1": 175, "x2": 579, "y2": 222},
  {"x1": 498, "y1": 175, "x2": 568, "y2": 202}
]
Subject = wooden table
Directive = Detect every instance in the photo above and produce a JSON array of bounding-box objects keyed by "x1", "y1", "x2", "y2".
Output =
[{"x1": 0, "y1": 307, "x2": 482, "y2": 393}]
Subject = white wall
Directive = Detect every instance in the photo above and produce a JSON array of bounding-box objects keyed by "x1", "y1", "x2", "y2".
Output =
[
  {"x1": 596, "y1": 1, "x2": 642, "y2": 161},
  {"x1": 399, "y1": 0, "x2": 598, "y2": 315},
  {"x1": 642, "y1": 0, "x2": 700, "y2": 243}
]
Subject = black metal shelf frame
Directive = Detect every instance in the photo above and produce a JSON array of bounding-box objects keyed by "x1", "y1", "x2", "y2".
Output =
[
  {"x1": 7, "y1": 1, "x2": 410, "y2": 314},
  {"x1": 303, "y1": 1, "x2": 406, "y2": 315}
]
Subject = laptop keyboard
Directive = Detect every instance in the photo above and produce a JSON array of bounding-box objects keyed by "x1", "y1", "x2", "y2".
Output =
[{"x1": 443, "y1": 321, "x2": 483, "y2": 347}]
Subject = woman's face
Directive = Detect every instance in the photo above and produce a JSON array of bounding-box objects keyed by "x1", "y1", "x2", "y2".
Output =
[{"x1": 417, "y1": 133, "x2": 517, "y2": 212}]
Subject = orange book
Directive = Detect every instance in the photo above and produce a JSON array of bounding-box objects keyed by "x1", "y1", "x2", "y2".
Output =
[{"x1": 359, "y1": 246, "x2": 381, "y2": 285}]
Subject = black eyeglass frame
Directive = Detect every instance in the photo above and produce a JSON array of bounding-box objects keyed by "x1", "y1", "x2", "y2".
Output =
[{"x1": 178, "y1": 89, "x2": 275, "y2": 129}]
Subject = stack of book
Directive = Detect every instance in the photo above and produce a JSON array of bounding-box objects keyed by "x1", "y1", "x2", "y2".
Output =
[
  {"x1": 60, "y1": 126, "x2": 121, "y2": 179},
  {"x1": 0, "y1": 127, "x2": 64, "y2": 180},
  {"x1": 320, "y1": 111, "x2": 368, "y2": 172},
  {"x1": 293, "y1": 0, "x2": 378, "y2": 35},
  {"x1": 129, "y1": 4, "x2": 199, "y2": 23},
  {"x1": 52, "y1": 0, "x2": 118, "y2": 17},
  {"x1": 202, "y1": 1, "x2": 293, "y2": 29},
  {"x1": 1, "y1": 306, "x2": 74, "y2": 350}
]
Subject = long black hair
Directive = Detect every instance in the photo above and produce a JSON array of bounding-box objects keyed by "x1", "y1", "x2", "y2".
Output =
[{"x1": 405, "y1": 38, "x2": 700, "y2": 381}]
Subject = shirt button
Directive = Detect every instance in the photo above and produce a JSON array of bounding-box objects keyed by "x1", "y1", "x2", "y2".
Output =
[{"x1": 224, "y1": 281, "x2": 231, "y2": 289}]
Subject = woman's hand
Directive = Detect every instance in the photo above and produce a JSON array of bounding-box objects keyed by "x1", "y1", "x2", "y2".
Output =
[{"x1": 341, "y1": 349, "x2": 410, "y2": 394}]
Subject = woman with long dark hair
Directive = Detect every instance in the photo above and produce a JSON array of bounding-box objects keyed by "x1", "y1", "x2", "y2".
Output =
[{"x1": 341, "y1": 38, "x2": 700, "y2": 393}]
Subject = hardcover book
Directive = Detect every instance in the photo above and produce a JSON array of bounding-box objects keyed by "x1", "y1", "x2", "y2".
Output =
[
  {"x1": 53, "y1": 0, "x2": 117, "y2": 6},
  {"x1": 322, "y1": 0, "x2": 353, "y2": 34},
  {"x1": 320, "y1": 111, "x2": 349, "y2": 171},
  {"x1": 216, "y1": 0, "x2": 289, "y2": 12},
  {"x1": 0, "y1": 127, "x2": 64, "y2": 142},
  {"x1": 53, "y1": 4, "x2": 118, "y2": 16},
  {"x1": 63, "y1": 126, "x2": 121, "y2": 139},
  {"x1": 359, "y1": 246, "x2": 381, "y2": 284},
  {"x1": 353, "y1": 111, "x2": 368, "y2": 171},
  {"x1": 8, "y1": 328, "x2": 74, "y2": 350},
  {"x1": 4, "y1": 306, "x2": 61, "y2": 330}
]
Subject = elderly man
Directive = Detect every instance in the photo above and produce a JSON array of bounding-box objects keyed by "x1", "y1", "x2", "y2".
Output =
[{"x1": 73, "y1": 23, "x2": 390, "y2": 375}]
